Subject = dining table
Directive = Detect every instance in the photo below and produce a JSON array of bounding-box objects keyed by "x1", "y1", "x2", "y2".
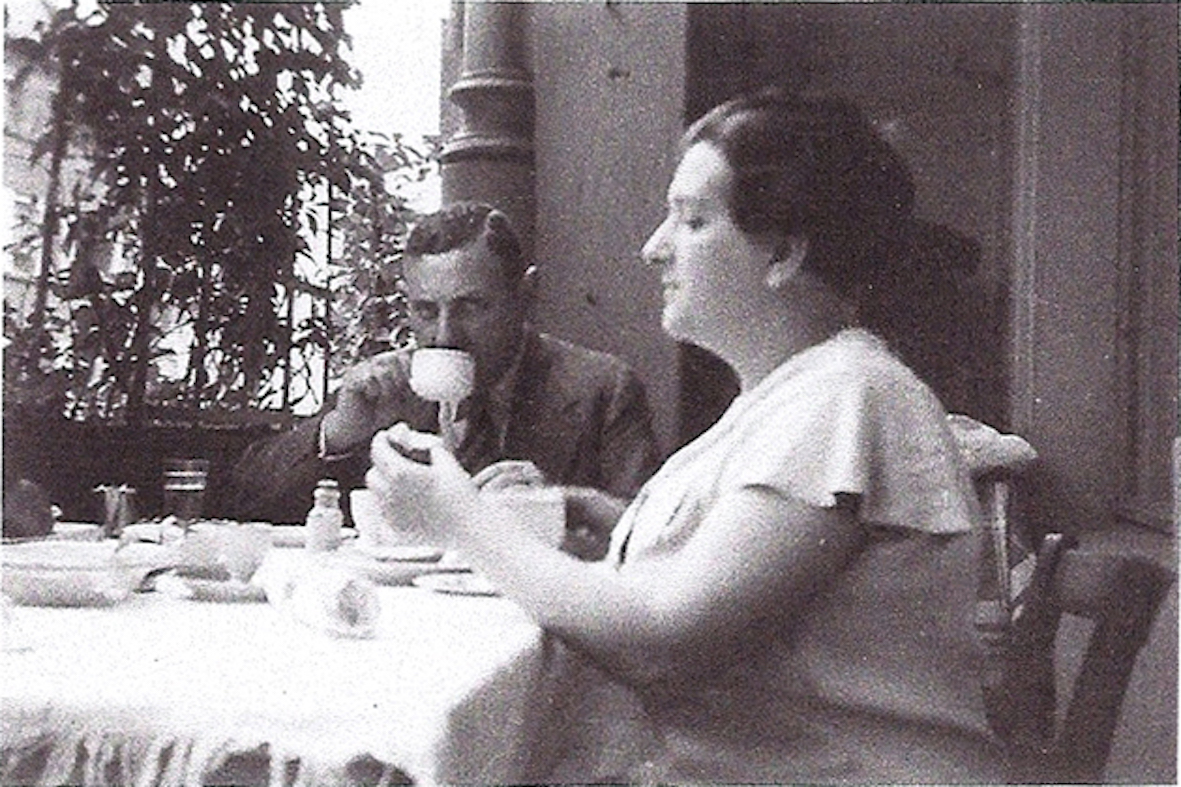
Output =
[{"x1": 0, "y1": 541, "x2": 575, "y2": 787}]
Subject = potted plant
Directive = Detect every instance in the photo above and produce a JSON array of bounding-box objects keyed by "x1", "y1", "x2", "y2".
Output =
[{"x1": 3, "y1": 0, "x2": 433, "y2": 518}]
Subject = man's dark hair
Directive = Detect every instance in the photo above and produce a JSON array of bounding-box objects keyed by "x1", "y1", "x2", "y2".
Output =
[{"x1": 404, "y1": 202, "x2": 529, "y2": 282}]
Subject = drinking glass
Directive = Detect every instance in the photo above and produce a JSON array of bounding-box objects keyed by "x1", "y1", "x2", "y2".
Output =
[{"x1": 163, "y1": 458, "x2": 209, "y2": 525}]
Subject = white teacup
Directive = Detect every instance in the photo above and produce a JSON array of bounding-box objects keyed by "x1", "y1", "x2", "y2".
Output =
[
  {"x1": 409, "y1": 348, "x2": 475, "y2": 403},
  {"x1": 350, "y1": 488, "x2": 436, "y2": 550},
  {"x1": 484, "y1": 486, "x2": 566, "y2": 549},
  {"x1": 350, "y1": 488, "x2": 396, "y2": 549}
]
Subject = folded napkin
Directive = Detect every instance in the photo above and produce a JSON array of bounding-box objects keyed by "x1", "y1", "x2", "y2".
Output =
[
  {"x1": 1, "y1": 595, "x2": 32, "y2": 652},
  {"x1": 947, "y1": 414, "x2": 1038, "y2": 476},
  {"x1": 257, "y1": 559, "x2": 380, "y2": 639}
]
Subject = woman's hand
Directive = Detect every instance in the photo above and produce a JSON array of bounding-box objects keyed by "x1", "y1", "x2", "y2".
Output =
[
  {"x1": 471, "y1": 460, "x2": 547, "y2": 491},
  {"x1": 366, "y1": 423, "x2": 480, "y2": 546}
]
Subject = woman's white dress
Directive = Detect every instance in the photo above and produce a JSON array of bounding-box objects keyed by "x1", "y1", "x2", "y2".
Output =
[{"x1": 550, "y1": 329, "x2": 1005, "y2": 784}]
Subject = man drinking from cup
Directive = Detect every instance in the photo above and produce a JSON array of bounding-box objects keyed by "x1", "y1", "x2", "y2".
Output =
[{"x1": 227, "y1": 202, "x2": 661, "y2": 559}]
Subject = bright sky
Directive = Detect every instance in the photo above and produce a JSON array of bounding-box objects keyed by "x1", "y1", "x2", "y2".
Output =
[
  {"x1": 340, "y1": 0, "x2": 449, "y2": 209},
  {"x1": 341, "y1": 0, "x2": 450, "y2": 140},
  {"x1": 4, "y1": 0, "x2": 450, "y2": 137}
]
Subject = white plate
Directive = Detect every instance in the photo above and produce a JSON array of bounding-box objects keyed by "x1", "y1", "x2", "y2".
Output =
[
  {"x1": 357, "y1": 544, "x2": 444, "y2": 563},
  {"x1": 412, "y1": 572, "x2": 498, "y2": 597},
  {"x1": 328, "y1": 550, "x2": 458, "y2": 586},
  {"x1": 271, "y1": 526, "x2": 357, "y2": 549},
  {"x1": 1, "y1": 541, "x2": 168, "y2": 606}
]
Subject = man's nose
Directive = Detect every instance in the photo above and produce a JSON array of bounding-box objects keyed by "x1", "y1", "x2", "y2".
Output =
[{"x1": 434, "y1": 306, "x2": 465, "y2": 349}]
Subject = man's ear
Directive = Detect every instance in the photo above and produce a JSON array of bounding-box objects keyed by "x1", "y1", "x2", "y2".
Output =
[{"x1": 765, "y1": 236, "x2": 808, "y2": 291}]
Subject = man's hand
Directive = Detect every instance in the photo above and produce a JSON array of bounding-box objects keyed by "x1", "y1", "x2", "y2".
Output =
[
  {"x1": 562, "y1": 486, "x2": 628, "y2": 561},
  {"x1": 321, "y1": 351, "x2": 415, "y2": 455}
]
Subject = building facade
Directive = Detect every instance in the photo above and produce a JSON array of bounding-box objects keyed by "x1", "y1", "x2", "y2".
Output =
[{"x1": 440, "y1": 2, "x2": 1178, "y2": 541}]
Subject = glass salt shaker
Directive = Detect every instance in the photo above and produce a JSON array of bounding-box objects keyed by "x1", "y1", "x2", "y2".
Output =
[{"x1": 305, "y1": 479, "x2": 343, "y2": 552}]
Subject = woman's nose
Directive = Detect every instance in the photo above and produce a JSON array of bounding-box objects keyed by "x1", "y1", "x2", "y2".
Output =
[{"x1": 641, "y1": 221, "x2": 671, "y2": 268}]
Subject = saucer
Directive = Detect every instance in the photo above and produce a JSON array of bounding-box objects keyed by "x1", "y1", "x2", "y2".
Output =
[
  {"x1": 412, "y1": 572, "x2": 498, "y2": 597},
  {"x1": 329, "y1": 549, "x2": 457, "y2": 586},
  {"x1": 158, "y1": 574, "x2": 267, "y2": 603},
  {"x1": 357, "y1": 544, "x2": 445, "y2": 563}
]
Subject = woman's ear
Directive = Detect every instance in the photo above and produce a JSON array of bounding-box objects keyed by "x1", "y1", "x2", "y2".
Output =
[
  {"x1": 517, "y1": 265, "x2": 539, "y2": 305},
  {"x1": 765, "y1": 237, "x2": 809, "y2": 290}
]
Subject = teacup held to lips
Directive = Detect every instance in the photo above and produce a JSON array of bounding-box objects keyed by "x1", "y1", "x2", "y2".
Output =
[{"x1": 409, "y1": 348, "x2": 475, "y2": 403}]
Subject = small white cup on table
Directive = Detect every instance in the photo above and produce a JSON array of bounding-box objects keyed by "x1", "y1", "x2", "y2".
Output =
[{"x1": 482, "y1": 486, "x2": 566, "y2": 549}]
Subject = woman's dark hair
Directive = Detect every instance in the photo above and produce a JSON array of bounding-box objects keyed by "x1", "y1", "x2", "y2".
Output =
[
  {"x1": 682, "y1": 87, "x2": 917, "y2": 302},
  {"x1": 686, "y1": 88, "x2": 996, "y2": 420},
  {"x1": 405, "y1": 202, "x2": 528, "y2": 283}
]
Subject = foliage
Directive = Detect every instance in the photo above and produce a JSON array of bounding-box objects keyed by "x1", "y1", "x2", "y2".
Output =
[
  {"x1": 4, "y1": 1, "x2": 428, "y2": 424},
  {"x1": 326, "y1": 132, "x2": 439, "y2": 377}
]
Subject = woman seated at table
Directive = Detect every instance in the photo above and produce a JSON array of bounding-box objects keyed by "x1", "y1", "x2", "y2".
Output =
[{"x1": 367, "y1": 88, "x2": 1005, "y2": 784}]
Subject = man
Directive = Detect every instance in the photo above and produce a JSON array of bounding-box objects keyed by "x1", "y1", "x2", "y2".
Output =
[{"x1": 228, "y1": 202, "x2": 660, "y2": 559}]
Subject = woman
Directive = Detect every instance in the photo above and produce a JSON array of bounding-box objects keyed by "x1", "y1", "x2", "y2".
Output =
[{"x1": 367, "y1": 89, "x2": 1005, "y2": 784}]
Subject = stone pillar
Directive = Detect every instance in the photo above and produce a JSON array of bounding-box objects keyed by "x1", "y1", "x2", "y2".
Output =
[{"x1": 440, "y1": 2, "x2": 535, "y2": 257}]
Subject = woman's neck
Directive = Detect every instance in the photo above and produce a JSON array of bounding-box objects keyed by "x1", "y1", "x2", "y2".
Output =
[{"x1": 713, "y1": 281, "x2": 854, "y2": 393}]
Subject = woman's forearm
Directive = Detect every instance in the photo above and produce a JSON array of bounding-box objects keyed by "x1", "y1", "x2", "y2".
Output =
[{"x1": 453, "y1": 499, "x2": 697, "y2": 685}]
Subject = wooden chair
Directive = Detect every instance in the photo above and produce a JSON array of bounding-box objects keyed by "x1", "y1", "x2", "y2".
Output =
[
  {"x1": 984, "y1": 530, "x2": 1174, "y2": 784},
  {"x1": 951, "y1": 415, "x2": 1175, "y2": 784}
]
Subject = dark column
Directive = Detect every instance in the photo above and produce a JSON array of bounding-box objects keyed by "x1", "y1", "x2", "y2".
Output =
[{"x1": 440, "y1": 2, "x2": 535, "y2": 258}]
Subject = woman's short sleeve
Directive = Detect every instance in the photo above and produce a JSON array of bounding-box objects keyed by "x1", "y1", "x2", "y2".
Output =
[{"x1": 726, "y1": 356, "x2": 977, "y2": 535}]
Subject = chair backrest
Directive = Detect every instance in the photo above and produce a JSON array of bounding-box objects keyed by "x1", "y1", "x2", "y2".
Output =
[
  {"x1": 1001, "y1": 532, "x2": 1173, "y2": 784},
  {"x1": 970, "y1": 480, "x2": 1173, "y2": 782},
  {"x1": 1054, "y1": 543, "x2": 1172, "y2": 782},
  {"x1": 949, "y1": 415, "x2": 1175, "y2": 783}
]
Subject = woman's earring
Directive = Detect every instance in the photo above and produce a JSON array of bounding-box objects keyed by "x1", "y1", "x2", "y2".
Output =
[{"x1": 765, "y1": 237, "x2": 808, "y2": 290}]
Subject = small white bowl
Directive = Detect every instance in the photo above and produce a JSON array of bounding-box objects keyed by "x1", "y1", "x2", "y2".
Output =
[
  {"x1": 1, "y1": 541, "x2": 168, "y2": 607},
  {"x1": 173, "y1": 521, "x2": 273, "y2": 582}
]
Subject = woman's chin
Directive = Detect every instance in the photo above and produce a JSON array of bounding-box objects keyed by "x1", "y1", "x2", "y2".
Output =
[
  {"x1": 661, "y1": 310, "x2": 688, "y2": 340},
  {"x1": 662, "y1": 313, "x2": 707, "y2": 348}
]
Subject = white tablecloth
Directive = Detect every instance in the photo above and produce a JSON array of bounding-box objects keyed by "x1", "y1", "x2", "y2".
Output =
[{"x1": 1, "y1": 551, "x2": 561, "y2": 786}]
